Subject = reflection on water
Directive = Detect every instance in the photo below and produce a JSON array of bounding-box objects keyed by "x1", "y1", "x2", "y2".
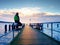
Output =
[{"x1": 0, "y1": 23, "x2": 12, "y2": 36}]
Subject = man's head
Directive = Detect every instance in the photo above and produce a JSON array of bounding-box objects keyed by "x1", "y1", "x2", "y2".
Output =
[{"x1": 16, "y1": 12, "x2": 19, "y2": 16}]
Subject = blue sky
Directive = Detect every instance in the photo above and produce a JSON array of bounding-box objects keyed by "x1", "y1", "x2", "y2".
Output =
[{"x1": 0, "y1": 0, "x2": 60, "y2": 13}]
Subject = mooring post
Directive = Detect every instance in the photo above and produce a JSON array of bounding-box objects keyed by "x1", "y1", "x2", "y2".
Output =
[
  {"x1": 41, "y1": 23, "x2": 43, "y2": 32},
  {"x1": 5, "y1": 25, "x2": 7, "y2": 33},
  {"x1": 12, "y1": 23, "x2": 15, "y2": 39},
  {"x1": 39, "y1": 23, "x2": 41, "y2": 30},
  {"x1": 9, "y1": 25, "x2": 11, "y2": 31},
  {"x1": 51, "y1": 23, "x2": 53, "y2": 37},
  {"x1": 13, "y1": 29, "x2": 14, "y2": 39},
  {"x1": 57, "y1": 24, "x2": 59, "y2": 28},
  {"x1": 47, "y1": 24, "x2": 49, "y2": 27},
  {"x1": 12, "y1": 24, "x2": 13, "y2": 30}
]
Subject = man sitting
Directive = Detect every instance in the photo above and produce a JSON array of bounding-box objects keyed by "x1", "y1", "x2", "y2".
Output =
[{"x1": 14, "y1": 12, "x2": 22, "y2": 29}]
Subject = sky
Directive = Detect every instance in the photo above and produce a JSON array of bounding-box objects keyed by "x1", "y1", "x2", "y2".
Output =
[{"x1": 0, "y1": 0, "x2": 60, "y2": 23}]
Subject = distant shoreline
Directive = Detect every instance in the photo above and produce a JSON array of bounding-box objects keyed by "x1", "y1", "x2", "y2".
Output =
[{"x1": 0, "y1": 21, "x2": 13, "y2": 23}]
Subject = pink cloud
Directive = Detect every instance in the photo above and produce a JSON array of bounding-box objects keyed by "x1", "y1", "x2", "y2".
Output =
[{"x1": 0, "y1": 7, "x2": 60, "y2": 23}]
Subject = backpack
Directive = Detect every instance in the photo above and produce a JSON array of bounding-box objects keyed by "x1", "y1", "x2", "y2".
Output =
[{"x1": 14, "y1": 16, "x2": 19, "y2": 21}]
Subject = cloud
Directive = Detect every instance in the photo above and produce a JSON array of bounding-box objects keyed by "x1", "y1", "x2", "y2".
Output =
[
  {"x1": 0, "y1": 7, "x2": 60, "y2": 17},
  {"x1": 0, "y1": 7, "x2": 60, "y2": 23},
  {"x1": 0, "y1": 7, "x2": 41, "y2": 16},
  {"x1": 0, "y1": 7, "x2": 41, "y2": 22},
  {"x1": 0, "y1": 10, "x2": 13, "y2": 15},
  {"x1": 43, "y1": 12, "x2": 59, "y2": 15},
  {"x1": 32, "y1": 12, "x2": 60, "y2": 17}
]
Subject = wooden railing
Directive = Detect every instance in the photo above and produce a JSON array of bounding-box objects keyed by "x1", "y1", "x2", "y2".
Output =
[
  {"x1": 0, "y1": 22, "x2": 25, "y2": 39},
  {"x1": 30, "y1": 22, "x2": 60, "y2": 42}
]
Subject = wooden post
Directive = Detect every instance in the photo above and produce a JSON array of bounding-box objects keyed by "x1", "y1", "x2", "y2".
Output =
[
  {"x1": 39, "y1": 23, "x2": 41, "y2": 30},
  {"x1": 13, "y1": 29, "x2": 14, "y2": 39},
  {"x1": 5, "y1": 25, "x2": 7, "y2": 33},
  {"x1": 13, "y1": 25, "x2": 15, "y2": 29},
  {"x1": 9, "y1": 25, "x2": 11, "y2": 31},
  {"x1": 12, "y1": 24, "x2": 14, "y2": 39},
  {"x1": 12, "y1": 23, "x2": 15, "y2": 30},
  {"x1": 12, "y1": 24, "x2": 13, "y2": 30},
  {"x1": 57, "y1": 24, "x2": 59, "y2": 28},
  {"x1": 47, "y1": 24, "x2": 49, "y2": 27},
  {"x1": 41, "y1": 23, "x2": 43, "y2": 32},
  {"x1": 51, "y1": 23, "x2": 53, "y2": 37}
]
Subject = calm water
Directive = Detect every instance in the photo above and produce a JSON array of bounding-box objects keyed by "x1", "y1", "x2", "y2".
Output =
[
  {"x1": 0, "y1": 23, "x2": 13, "y2": 36},
  {"x1": 0, "y1": 23, "x2": 19, "y2": 45}
]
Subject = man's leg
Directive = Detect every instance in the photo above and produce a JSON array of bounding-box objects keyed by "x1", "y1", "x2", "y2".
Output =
[{"x1": 18, "y1": 22, "x2": 22, "y2": 26}]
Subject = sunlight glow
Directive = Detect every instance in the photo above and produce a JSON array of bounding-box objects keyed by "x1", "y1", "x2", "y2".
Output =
[
  {"x1": 20, "y1": 7, "x2": 40, "y2": 16},
  {"x1": 0, "y1": 7, "x2": 60, "y2": 17},
  {"x1": 0, "y1": 7, "x2": 40, "y2": 16}
]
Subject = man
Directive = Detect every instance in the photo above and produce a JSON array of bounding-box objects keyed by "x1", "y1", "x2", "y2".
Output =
[
  {"x1": 14, "y1": 12, "x2": 20, "y2": 23},
  {"x1": 14, "y1": 12, "x2": 22, "y2": 29}
]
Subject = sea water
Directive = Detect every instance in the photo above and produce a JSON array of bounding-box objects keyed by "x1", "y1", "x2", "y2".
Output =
[
  {"x1": 0, "y1": 23, "x2": 13, "y2": 36},
  {"x1": 0, "y1": 22, "x2": 19, "y2": 45}
]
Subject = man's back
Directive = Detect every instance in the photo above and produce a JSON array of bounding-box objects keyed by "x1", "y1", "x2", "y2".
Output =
[
  {"x1": 14, "y1": 15, "x2": 19, "y2": 21},
  {"x1": 14, "y1": 12, "x2": 20, "y2": 23}
]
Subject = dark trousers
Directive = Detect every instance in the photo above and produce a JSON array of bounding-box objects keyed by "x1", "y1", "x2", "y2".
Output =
[{"x1": 15, "y1": 20, "x2": 22, "y2": 28}]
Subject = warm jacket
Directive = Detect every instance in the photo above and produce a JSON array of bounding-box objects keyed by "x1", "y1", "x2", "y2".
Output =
[{"x1": 14, "y1": 15, "x2": 19, "y2": 21}]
